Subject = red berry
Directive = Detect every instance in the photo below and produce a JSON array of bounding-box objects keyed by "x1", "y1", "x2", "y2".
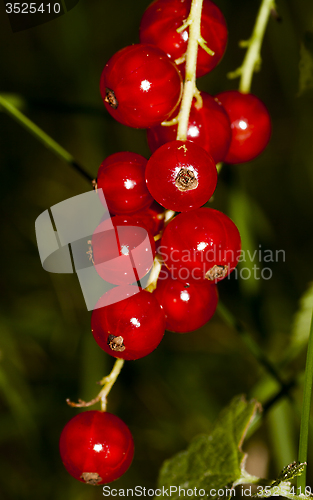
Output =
[
  {"x1": 92, "y1": 215, "x2": 155, "y2": 285},
  {"x1": 153, "y1": 268, "x2": 218, "y2": 332},
  {"x1": 160, "y1": 208, "x2": 241, "y2": 283},
  {"x1": 147, "y1": 92, "x2": 231, "y2": 164},
  {"x1": 215, "y1": 91, "x2": 271, "y2": 164},
  {"x1": 59, "y1": 410, "x2": 134, "y2": 485},
  {"x1": 91, "y1": 287, "x2": 165, "y2": 360},
  {"x1": 132, "y1": 201, "x2": 165, "y2": 237},
  {"x1": 140, "y1": 0, "x2": 227, "y2": 78},
  {"x1": 145, "y1": 140, "x2": 217, "y2": 212},
  {"x1": 100, "y1": 44, "x2": 183, "y2": 128},
  {"x1": 97, "y1": 152, "x2": 153, "y2": 215}
]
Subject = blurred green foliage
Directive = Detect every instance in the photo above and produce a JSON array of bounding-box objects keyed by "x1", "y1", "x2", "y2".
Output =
[
  {"x1": 158, "y1": 396, "x2": 259, "y2": 498},
  {"x1": 1, "y1": 0, "x2": 313, "y2": 498}
]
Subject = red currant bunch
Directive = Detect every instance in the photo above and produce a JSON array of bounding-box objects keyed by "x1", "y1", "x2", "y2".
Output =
[{"x1": 60, "y1": 0, "x2": 274, "y2": 487}]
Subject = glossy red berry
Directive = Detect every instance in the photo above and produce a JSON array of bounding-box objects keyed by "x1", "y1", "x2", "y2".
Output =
[
  {"x1": 147, "y1": 92, "x2": 231, "y2": 164},
  {"x1": 97, "y1": 152, "x2": 153, "y2": 215},
  {"x1": 100, "y1": 44, "x2": 183, "y2": 128},
  {"x1": 160, "y1": 208, "x2": 241, "y2": 283},
  {"x1": 140, "y1": 0, "x2": 227, "y2": 78},
  {"x1": 153, "y1": 268, "x2": 218, "y2": 332},
  {"x1": 215, "y1": 91, "x2": 271, "y2": 164},
  {"x1": 132, "y1": 201, "x2": 165, "y2": 237},
  {"x1": 59, "y1": 410, "x2": 134, "y2": 485},
  {"x1": 92, "y1": 215, "x2": 155, "y2": 285},
  {"x1": 145, "y1": 140, "x2": 217, "y2": 212},
  {"x1": 91, "y1": 287, "x2": 165, "y2": 360}
]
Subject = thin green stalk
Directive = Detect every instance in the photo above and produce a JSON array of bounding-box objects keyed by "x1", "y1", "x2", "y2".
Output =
[
  {"x1": 297, "y1": 309, "x2": 313, "y2": 492},
  {"x1": 67, "y1": 358, "x2": 125, "y2": 412},
  {"x1": 98, "y1": 359, "x2": 125, "y2": 411},
  {"x1": 218, "y1": 0, "x2": 274, "y2": 177},
  {"x1": 228, "y1": 0, "x2": 275, "y2": 93},
  {"x1": 0, "y1": 94, "x2": 93, "y2": 182}
]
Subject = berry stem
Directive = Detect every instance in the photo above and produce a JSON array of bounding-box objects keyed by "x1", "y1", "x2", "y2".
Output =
[
  {"x1": 164, "y1": 209, "x2": 176, "y2": 224},
  {"x1": 297, "y1": 308, "x2": 313, "y2": 491},
  {"x1": 66, "y1": 358, "x2": 124, "y2": 412},
  {"x1": 146, "y1": 255, "x2": 162, "y2": 293},
  {"x1": 98, "y1": 358, "x2": 125, "y2": 411},
  {"x1": 0, "y1": 94, "x2": 94, "y2": 182},
  {"x1": 176, "y1": 0, "x2": 204, "y2": 141},
  {"x1": 228, "y1": 0, "x2": 275, "y2": 93},
  {"x1": 147, "y1": 209, "x2": 176, "y2": 290}
]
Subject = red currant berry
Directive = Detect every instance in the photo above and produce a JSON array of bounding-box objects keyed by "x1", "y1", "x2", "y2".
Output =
[
  {"x1": 132, "y1": 201, "x2": 165, "y2": 237},
  {"x1": 147, "y1": 92, "x2": 231, "y2": 164},
  {"x1": 215, "y1": 91, "x2": 271, "y2": 164},
  {"x1": 145, "y1": 140, "x2": 217, "y2": 212},
  {"x1": 91, "y1": 287, "x2": 165, "y2": 360},
  {"x1": 97, "y1": 152, "x2": 153, "y2": 215},
  {"x1": 140, "y1": 0, "x2": 227, "y2": 78},
  {"x1": 160, "y1": 208, "x2": 241, "y2": 283},
  {"x1": 100, "y1": 44, "x2": 183, "y2": 128},
  {"x1": 153, "y1": 268, "x2": 218, "y2": 332},
  {"x1": 59, "y1": 410, "x2": 134, "y2": 485},
  {"x1": 92, "y1": 215, "x2": 155, "y2": 285}
]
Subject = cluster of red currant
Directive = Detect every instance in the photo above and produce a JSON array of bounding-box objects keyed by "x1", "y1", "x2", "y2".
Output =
[{"x1": 59, "y1": 0, "x2": 271, "y2": 487}]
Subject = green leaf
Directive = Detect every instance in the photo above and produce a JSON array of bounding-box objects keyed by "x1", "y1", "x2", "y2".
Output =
[
  {"x1": 298, "y1": 31, "x2": 313, "y2": 96},
  {"x1": 157, "y1": 395, "x2": 259, "y2": 500}
]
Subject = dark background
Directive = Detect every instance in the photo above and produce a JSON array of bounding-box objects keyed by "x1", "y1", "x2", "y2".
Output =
[{"x1": 0, "y1": 0, "x2": 313, "y2": 498}]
